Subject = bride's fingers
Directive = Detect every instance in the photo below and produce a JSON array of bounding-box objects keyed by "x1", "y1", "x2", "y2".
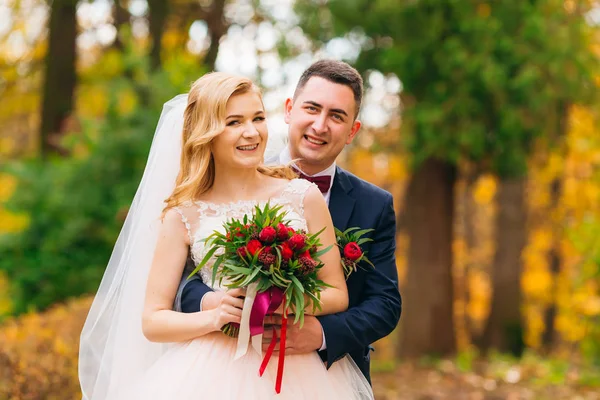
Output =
[
  {"x1": 262, "y1": 328, "x2": 282, "y2": 342},
  {"x1": 223, "y1": 313, "x2": 241, "y2": 325},
  {"x1": 226, "y1": 288, "x2": 246, "y2": 298},
  {"x1": 223, "y1": 304, "x2": 243, "y2": 317},
  {"x1": 223, "y1": 296, "x2": 244, "y2": 310},
  {"x1": 264, "y1": 315, "x2": 282, "y2": 326},
  {"x1": 229, "y1": 312, "x2": 242, "y2": 323}
]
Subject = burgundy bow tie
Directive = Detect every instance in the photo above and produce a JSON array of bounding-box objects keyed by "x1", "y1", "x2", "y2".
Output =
[{"x1": 294, "y1": 169, "x2": 331, "y2": 194}]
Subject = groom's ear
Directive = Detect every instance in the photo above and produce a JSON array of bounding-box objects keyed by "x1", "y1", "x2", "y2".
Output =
[
  {"x1": 345, "y1": 120, "x2": 362, "y2": 145},
  {"x1": 284, "y1": 98, "x2": 293, "y2": 124}
]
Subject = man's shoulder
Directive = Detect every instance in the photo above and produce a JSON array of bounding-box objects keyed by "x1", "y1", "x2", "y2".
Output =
[{"x1": 336, "y1": 167, "x2": 393, "y2": 204}]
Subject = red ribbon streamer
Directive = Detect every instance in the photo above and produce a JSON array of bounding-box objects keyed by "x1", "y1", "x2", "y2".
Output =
[
  {"x1": 256, "y1": 290, "x2": 288, "y2": 394},
  {"x1": 259, "y1": 325, "x2": 277, "y2": 377},
  {"x1": 275, "y1": 314, "x2": 287, "y2": 394}
]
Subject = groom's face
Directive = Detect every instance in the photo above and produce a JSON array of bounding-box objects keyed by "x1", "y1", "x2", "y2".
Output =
[{"x1": 285, "y1": 77, "x2": 361, "y2": 174}]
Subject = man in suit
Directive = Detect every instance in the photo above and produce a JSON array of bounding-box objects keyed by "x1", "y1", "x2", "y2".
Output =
[{"x1": 175, "y1": 59, "x2": 402, "y2": 383}]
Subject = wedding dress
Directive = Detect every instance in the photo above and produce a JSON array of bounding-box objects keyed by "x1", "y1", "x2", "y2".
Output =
[{"x1": 113, "y1": 179, "x2": 374, "y2": 399}]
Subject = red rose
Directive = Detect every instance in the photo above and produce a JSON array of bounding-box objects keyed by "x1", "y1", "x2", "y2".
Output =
[
  {"x1": 277, "y1": 223, "x2": 290, "y2": 241},
  {"x1": 247, "y1": 239, "x2": 262, "y2": 256},
  {"x1": 235, "y1": 227, "x2": 245, "y2": 237},
  {"x1": 280, "y1": 242, "x2": 293, "y2": 261},
  {"x1": 237, "y1": 246, "x2": 248, "y2": 258},
  {"x1": 343, "y1": 242, "x2": 362, "y2": 261},
  {"x1": 288, "y1": 234, "x2": 306, "y2": 251},
  {"x1": 259, "y1": 226, "x2": 277, "y2": 243}
]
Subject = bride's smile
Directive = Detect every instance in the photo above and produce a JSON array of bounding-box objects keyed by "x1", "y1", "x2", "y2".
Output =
[{"x1": 211, "y1": 91, "x2": 268, "y2": 171}]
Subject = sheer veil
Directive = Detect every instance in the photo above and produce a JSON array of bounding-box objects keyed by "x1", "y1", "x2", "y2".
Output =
[{"x1": 79, "y1": 94, "x2": 188, "y2": 400}]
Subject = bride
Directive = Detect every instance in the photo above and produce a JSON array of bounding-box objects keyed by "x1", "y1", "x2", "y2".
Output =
[{"x1": 79, "y1": 72, "x2": 374, "y2": 399}]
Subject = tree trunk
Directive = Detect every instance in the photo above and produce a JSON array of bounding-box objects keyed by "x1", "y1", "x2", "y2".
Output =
[
  {"x1": 112, "y1": 0, "x2": 130, "y2": 51},
  {"x1": 542, "y1": 178, "x2": 562, "y2": 351},
  {"x1": 148, "y1": 0, "x2": 168, "y2": 71},
  {"x1": 460, "y1": 175, "x2": 478, "y2": 345},
  {"x1": 482, "y1": 177, "x2": 527, "y2": 356},
  {"x1": 204, "y1": 0, "x2": 227, "y2": 71},
  {"x1": 543, "y1": 102, "x2": 568, "y2": 352},
  {"x1": 39, "y1": 0, "x2": 77, "y2": 158},
  {"x1": 399, "y1": 158, "x2": 457, "y2": 358}
]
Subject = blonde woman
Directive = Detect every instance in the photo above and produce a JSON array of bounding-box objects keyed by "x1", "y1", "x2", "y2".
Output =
[{"x1": 79, "y1": 72, "x2": 373, "y2": 399}]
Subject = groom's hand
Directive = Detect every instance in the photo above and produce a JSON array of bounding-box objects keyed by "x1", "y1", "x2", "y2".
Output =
[{"x1": 262, "y1": 315, "x2": 323, "y2": 355}]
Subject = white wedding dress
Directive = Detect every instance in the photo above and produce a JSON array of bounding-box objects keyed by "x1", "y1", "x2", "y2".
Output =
[{"x1": 115, "y1": 179, "x2": 374, "y2": 399}]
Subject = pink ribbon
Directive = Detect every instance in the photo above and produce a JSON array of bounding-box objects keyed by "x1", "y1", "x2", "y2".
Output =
[{"x1": 249, "y1": 287, "x2": 284, "y2": 336}]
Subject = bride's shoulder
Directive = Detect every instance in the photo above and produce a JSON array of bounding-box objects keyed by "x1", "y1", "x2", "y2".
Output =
[
  {"x1": 277, "y1": 179, "x2": 321, "y2": 209},
  {"x1": 162, "y1": 204, "x2": 195, "y2": 244},
  {"x1": 285, "y1": 178, "x2": 318, "y2": 195}
]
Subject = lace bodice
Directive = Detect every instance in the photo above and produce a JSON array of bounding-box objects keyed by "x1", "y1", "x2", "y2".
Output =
[{"x1": 174, "y1": 178, "x2": 316, "y2": 290}]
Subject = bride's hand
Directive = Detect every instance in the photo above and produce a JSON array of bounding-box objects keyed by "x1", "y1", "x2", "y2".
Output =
[
  {"x1": 202, "y1": 287, "x2": 246, "y2": 311},
  {"x1": 211, "y1": 288, "x2": 245, "y2": 331}
]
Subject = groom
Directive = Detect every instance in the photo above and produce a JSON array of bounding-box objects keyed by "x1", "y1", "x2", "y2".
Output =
[{"x1": 176, "y1": 60, "x2": 402, "y2": 383}]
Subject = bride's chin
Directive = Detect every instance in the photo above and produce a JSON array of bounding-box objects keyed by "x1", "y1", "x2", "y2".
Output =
[{"x1": 230, "y1": 160, "x2": 263, "y2": 170}]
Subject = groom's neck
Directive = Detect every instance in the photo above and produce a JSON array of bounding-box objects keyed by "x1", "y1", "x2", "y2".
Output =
[{"x1": 295, "y1": 160, "x2": 334, "y2": 176}]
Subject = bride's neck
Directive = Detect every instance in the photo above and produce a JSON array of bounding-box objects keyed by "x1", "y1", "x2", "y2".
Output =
[{"x1": 208, "y1": 165, "x2": 265, "y2": 201}]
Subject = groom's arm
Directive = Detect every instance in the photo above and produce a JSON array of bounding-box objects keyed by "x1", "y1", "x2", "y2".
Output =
[
  {"x1": 175, "y1": 256, "x2": 213, "y2": 314},
  {"x1": 318, "y1": 194, "x2": 402, "y2": 367},
  {"x1": 178, "y1": 279, "x2": 214, "y2": 313}
]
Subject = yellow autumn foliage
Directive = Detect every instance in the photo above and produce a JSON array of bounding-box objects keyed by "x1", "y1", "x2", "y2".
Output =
[
  {"x1": 0, "y1": 297, "x2": 92, "y2": 399},
  {"x1": 521, "y1": 105, "x2": 600, "y2": 349},
  {"x1": 0, "y1": 173, "x2": 29, "y2": 234},
  {"x1": 0, "y1": 272, "x2": 13, "y2": 316}
]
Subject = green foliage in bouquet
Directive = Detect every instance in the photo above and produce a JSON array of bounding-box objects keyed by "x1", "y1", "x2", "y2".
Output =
[{"x1": 188, "y1": 202, "x2": 333, "y2": 326}]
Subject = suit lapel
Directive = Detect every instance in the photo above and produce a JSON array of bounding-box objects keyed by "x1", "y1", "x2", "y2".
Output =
[{"x1": 328, "y1": 167, "x2": 355, "y2": 231}]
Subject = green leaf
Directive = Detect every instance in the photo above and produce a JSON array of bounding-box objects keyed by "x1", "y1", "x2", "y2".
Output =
[
  {"x1": 290, "y1": 275, "x2": 305, "y2": 293},
  {"x1": 239, "y1": 266, "x2": 262, "y2": 286},
  {"x1": 293, "y1": 292, "x2": 305, "y2": 324},
  {"x1": 211, "y1": 256, "x2": 224, "y2": 286},
  {"x1": 313, "y1": 244, "x2": 333, "y2": 258},
  {"x1": 187, "y1": 245, "x2": 219, "y2": 279},
  {"x1": 226, "y1": 264, "x2": 253, "y2": 274},
  {"x1": 352, "y1": 228, "x2": 375, "y2": 238},
  {"x1": 357, "y1": 238, "x2": 373, "y2": 246}
]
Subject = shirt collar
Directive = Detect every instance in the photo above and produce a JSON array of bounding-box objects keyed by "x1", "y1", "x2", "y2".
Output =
[{"x1": 279, "y1": 146, "x2": 337, "y2": 179}]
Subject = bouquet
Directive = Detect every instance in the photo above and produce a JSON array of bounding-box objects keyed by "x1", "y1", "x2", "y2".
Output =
[
  {"x1": 187, "y1": 202, "x2": 332, "y2": 393},
  {"x1": 335, "y1": 227, "x2": 375, "y2": 278}
]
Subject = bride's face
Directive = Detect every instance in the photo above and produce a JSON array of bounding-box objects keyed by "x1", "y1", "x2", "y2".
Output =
[{"x1": 211, "y1": 91, "x2": 268, "y2": 170}]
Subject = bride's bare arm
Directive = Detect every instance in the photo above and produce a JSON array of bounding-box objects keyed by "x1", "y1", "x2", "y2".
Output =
[
  {"x1": 303, "y1": 186, "x2": 349, "y2": 315},
  {"x1": 142, "y1": 209, "x2": 243, "y2": 342}
]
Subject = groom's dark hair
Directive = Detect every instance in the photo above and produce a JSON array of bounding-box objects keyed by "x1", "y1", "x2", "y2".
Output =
[{"x1": 293, "y1": 59, "x2": 364, "y2": 119}]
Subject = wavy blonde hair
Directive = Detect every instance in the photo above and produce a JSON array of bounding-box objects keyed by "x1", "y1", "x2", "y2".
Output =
[{"x1": 164, "y1": 72, "x2": 296, "y2": 213}]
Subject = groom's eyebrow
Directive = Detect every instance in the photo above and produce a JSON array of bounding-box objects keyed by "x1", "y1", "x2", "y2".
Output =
[{"x1": 303, "y1": 101, "x2": 348, "y2": 117}]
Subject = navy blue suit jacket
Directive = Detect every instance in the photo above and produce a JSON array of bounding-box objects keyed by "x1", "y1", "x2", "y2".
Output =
[{"x1": 178, "y1": 167, "x2": 402, "y2": 382}]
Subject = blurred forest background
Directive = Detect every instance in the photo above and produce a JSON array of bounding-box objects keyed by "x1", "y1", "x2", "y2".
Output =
[{"x1": 1, "y1": 0, "x2": 600, "y2": 398}]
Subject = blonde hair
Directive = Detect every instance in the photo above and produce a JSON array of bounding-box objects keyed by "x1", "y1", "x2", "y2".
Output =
[{"x1": 164, "y1": 72, "x2": 296, "y2": 213}]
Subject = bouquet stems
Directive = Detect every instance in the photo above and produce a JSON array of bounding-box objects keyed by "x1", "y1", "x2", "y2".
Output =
[{"x1": 221, "y1": 323, "x2": 240, "y2": 338}]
